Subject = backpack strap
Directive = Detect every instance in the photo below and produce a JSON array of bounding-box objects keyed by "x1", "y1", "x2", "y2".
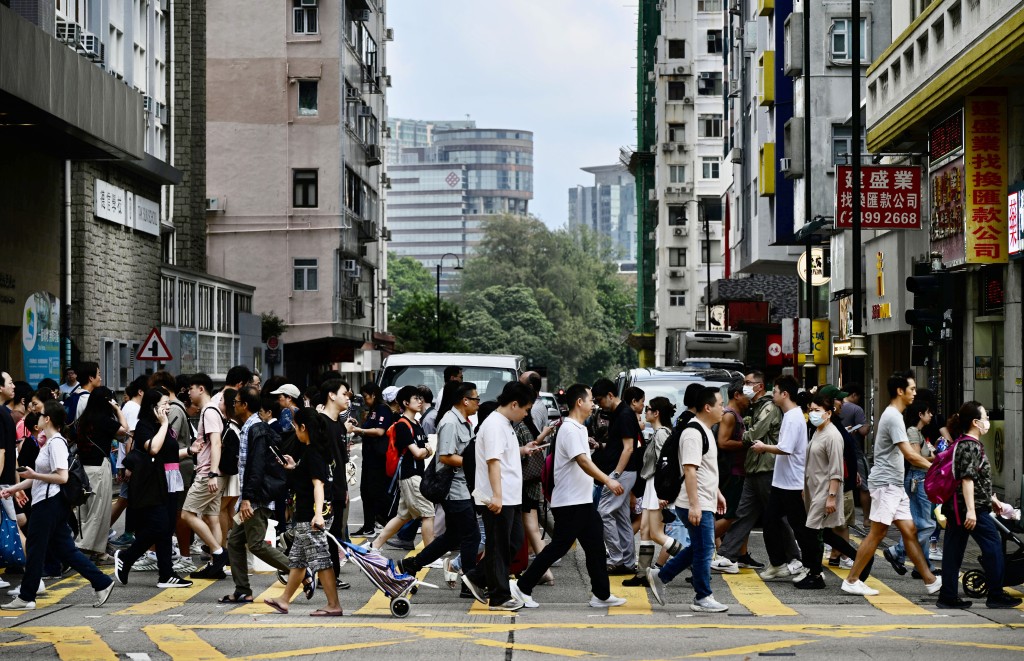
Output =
[{"x1": 684, "y1": 421, "x2": 711, "y2": 455}]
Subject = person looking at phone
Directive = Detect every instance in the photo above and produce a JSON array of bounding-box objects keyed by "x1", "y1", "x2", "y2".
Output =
[{"x1": 183, "y1": 373, "x2": 228, "y2": 579}]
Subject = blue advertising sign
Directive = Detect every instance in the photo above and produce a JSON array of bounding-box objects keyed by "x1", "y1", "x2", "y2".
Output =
[{"x1": 22, "y1": 291, "x2": 61, "y2": 385}]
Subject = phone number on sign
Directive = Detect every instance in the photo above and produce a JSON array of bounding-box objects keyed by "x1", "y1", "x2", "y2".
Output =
[{"x1": 837, "y1": 210, "x2": 921, "y2": 227}]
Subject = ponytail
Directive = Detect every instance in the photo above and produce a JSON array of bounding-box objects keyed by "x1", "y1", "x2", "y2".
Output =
[{"x1": 947, "y1": 401, "x2": 983, "y2": 438}]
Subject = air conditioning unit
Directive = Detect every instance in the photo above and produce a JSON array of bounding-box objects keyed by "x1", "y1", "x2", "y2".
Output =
[
  {"x1": 676, "y1": 143, "x2": 689, "y2": 152},
  {"x1": 700, "y1": 71, "x2": 713, "y2": 79},
  {"x1": 680, "y1": 183, "x2": 693, "y2": 193},
  {"x1": 381, "y1": 175, "x2": 392, "y2": 188},
  {"x1": 729, "y1": 147, "x2": 743, "y2": 163},
  {"x1": 647, "y1": 71, "x2": 657, "y2": 82},
  {"x1": 358, "y1": 104, "x2": 373, "y2": 117},
  {"x1": 365, "y1": 144, "x2": 383, "y2": 166},
  {"x1": 730, "y1": 0, "x2": 742, "y2": 15},
  {"x1": 206, "y1": 197, "x2": 226, "y2": 212},
  {"x1": 648, "y1": 189, "x2": 658, "y2": 201},
  {"x1": 300, "y1": 0, "x2": 317, "y2": 6},
  {"x1": 351, "y1": 264, "x2": 362, "y2": 279},
  {"x1": 682, "y1": 96, "x2": 694, "y2": 104},
  {"x1": 674, "y1": 65, "x2": 691, "y2": 75},
  {"x1": 673, "y1": 227, "x2": 688, "y2": 237},
  {"x1": 56, "y1": 20, "x2": 81, "y2": 45},
  {"x1": 80, "y1": 32, "x2": 103, "y2": 61},
  {"x1": 669, "y1": 269, "x2": 684, "y2": 278},
  {"x1": 356, "y1": 9, "x2": 372, "y2": 22},
  {"x1": 661, "y1": 142, "x2": 673, "y2": 152},
  {"x1": 156, "y1": 103, "x2": 168, "y2": 124},
  {"x1": 345, "y1": 88, "x2": 361, "y2": 99},
  {"x1": 664, "y1": 187, "x2": 676, "y2": 195},
  {"x1": 385, "y1": 27, "x2": 395, "y2": 41},
  {"x1": 382, "y1": 228, "x2": 392, "y2": 241},
  {"x1": 342, "y1": 259, "x2": 357, "y2": 272},
  {"x1": 143, "y1": 95, "x2": 156, "y2": 113},
  {"x1": 779, "y1": 157, "x2": 792, "y2": 174}
]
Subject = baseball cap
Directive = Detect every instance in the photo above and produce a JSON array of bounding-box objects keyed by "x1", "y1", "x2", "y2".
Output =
[
  {"x1": 270, "y1": 384, "x2": 301, "y2": 399},
  {"x1": 382, "y1": 386, "x2": 400, "y2": 403},
  {"x1": 818, "y1": 384, "x2": 849, "y2": 400}
]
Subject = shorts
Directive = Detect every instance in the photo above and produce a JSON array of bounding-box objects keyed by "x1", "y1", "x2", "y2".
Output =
[
  {"x1": 181, "y1": 475, "x2": 223, "y2": 517},
  {"x1": 119, "y1": 480, "x2": 129, "y2": 499},
  {"x1": 220, "y1": 474, "x2": 240, "y2": 498},
  {"x1": 522, "y1": 496, "x2": 539, "y2": 513},
  {"x1": 397, "y1": 476, "x2": 433, "y2": 521},
  {"x1": 288, "y1": 520, "x2": 334, "y2": 573},
  {"x1": 841, "y1": 491, "x2": 855, "y2": 527},
  {"x1": 642, "y1": 479, "x2": 661, "y2": 511},
  {"x1": 721, "y1": 474, "x2": 745, "y2": 520},
  {"x1": 869, "y1": 484, "x2": 912, "y2": 526}
]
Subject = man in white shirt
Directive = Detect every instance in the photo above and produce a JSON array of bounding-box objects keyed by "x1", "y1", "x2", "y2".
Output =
[
  {"x1": 510, "y1": 384, "x2": 626, "y2": 609},
  {"x1": 752, "y1": 375, "x2": 819, "y2": 586},
  {"x1": 648, "y1": 386, "x2": 730, "y2": 613},
  {"x1": 461, "y1": 382, "x2": 542, "y2": 612}
]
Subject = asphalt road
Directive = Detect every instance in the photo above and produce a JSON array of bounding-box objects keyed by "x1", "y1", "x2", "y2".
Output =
[{"x1": 1, "y1": 446, "x2": 1022, "y2": 660}]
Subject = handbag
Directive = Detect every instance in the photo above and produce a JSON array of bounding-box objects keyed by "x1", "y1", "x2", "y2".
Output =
[
  {"x1": 419, "y1": 456, "x2": 455, "y2": 504},
  {"x1": 0, "y1": 507, "x2": 25, "y2": 568}
]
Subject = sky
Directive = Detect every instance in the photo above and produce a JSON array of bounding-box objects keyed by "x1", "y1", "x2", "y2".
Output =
[{"x1": 386, "y1": 0, "x2": 638, "y2": 229}]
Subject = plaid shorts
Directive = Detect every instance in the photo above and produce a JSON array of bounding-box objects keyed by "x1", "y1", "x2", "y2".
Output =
[{"x1": 288, "y1": 520, "x2": 334, "y2": 573}]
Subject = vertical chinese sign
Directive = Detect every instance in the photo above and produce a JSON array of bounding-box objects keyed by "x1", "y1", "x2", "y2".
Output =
[{"x1": 964, "y1": 96, "x2": 1008, "y2": 264}]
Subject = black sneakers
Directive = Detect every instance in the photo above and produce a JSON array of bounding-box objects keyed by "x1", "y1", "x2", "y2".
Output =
[
  {"x1": 794, "y1": 573, "x2": 826, "y2": 590},
  {"x1": 986, "y1": 592, "x2": 1024, "y2": 609},
  {"x1": 113, "y1": 550, "x2": 129, "y2": 586},
  {"x1": 936, "y1": 596, "x2": 973, "y2": 609},
  {"x1": 736, "y1": 554, "x2": 765, "y2": 570},
  {"x1": 157, "y1": 574, "x2": 194, "y2": 589},
  {"x1": 882, "y1": 547, "x2": 907, "y2": 575}
]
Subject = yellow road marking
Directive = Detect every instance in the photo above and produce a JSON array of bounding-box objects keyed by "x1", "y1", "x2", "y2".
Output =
[
  {"x1": 688, "y1": 638, "x2": 818, "y2": 657},
  {"x1": 1005, "y1": 586, "x2": 1024, "y2": 610},
  {"x1": 877, "y1": 634, "x2": 1024, "y2": 653},
  {"x1": 354, "y1": 541, "x2": 424, "y2": 615},
  {"x1": 235, "y1": 639, "x2": 413, "y2": 660},
  {"x1": 607, "y1": 574, "x2": 652, "y2": 615},
  {"x1": 229, "y1": 580, "x2": 297, "y2": 615},
  {"x1": 470, "y1": 637, "x2": 602, "y2": 657},
  {"x1": 19, "y1": 626, "x2": 118, "y2": 661},
  {"x1": 825, "y1": 564, "x2": 933, "y2": 615},
  {"x1": 185, "y1": 621, "x2": 1024, "y2": 632},
  {"x1": 721, "y1": 571, "x2": 798, "y2": 616},
  {"x1": 144, "y1": 624, "x2": 227, "y2": 661},
  {"x1": 116, "y1": 578, "x2": 220, "y2": 615}
]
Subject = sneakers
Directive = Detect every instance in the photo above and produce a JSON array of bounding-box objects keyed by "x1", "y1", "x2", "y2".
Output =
[
  {"x1": 790, "y1": 568, "x2": 810, "y2": 584},
  {"x1": 173, "y1": 557, "x2": 198, "y2": 575},
  {"x1": 114, "y1": 550, "x2": 129, "y2": 586},
  {"x1": 132, "y1": 554, "x2": 158, "y2": 572},
  {"x1": 109, "y1": 532, "x2": 135, "y2": 548},
  {"x1": 7, "y1": 581, "x2": 45, "y2": 597},
  {"x1": 488, "y1": 598, "x2": 525, "y2": 612},
  {"x1": 94, "y1": 581, "x2": 114, "y2": 607},
  {"x1": 786, "y1": 559, "x2": 804, "y2": 575},
  {"x1": 841, "y1": 579, "x2": 880, "y2": 596},
  {"x1": 925, "y1": 576, "x2": 942, "y2": 595},
  {"x1": 589, "y1": 594, "x2": 627, "y2": 608},
  {"x1": 911, "y1": 568, "x2": 941, "y2": 580},
  {"x1": 156, "y1": 574, "x2": 193, "y2": 589},
  {"x1": 190, "y1": 563, "x2": 227, "y2": 580},
  {"x1": 936, "y1": 596, "x2": 973, "y2": 609},
  {"x1": 736, "y1": 554, "x2": 765, "y2": 570},
  {"x1": 758, "y1": 564, "x2": 792, "y2": 581},
  {"x1": 386, "y1": 538, "x2": 415, "y2": 551},
  {"x1": 794, "y1": 573, "x2": 826, "y2": 590},
  {"x1": 0, "y1": 578, "x2": 9, "y2": 589},
  {"x1": 606, "y1": 564, "x2": 636, "y2": 575},
  {"x1": 691, "y1": 595, "x2": 729, "y2": 612},
  {"x1": 929, "y1": 547, "x2": 944, "y2": 562},
  {"x1": 646, "y1": 568, "x2": 666, "y2": 606},
  {"x1": 883, "y1": 547, "x2": 908, "y2": 575},
  {"x1": 840, "y1": 557, "x2": 854, "y2": 570},
  {"x1": 461, "y1": 575, "x2": 487, "y2": 604},
  {"x1": 1, "y1": 597, "x2": 35, "y2": 610},
  {"x1": 710, "y1": 557, "x2": 740, "y2": 574},
  {"x1": 442, "y1": 557, "x2": 459, "y2": 589},
  {"x1": 986, "y1": 591, "x2": 1023, "y2": 609},
  {"x1": 509, "y1": 580, "x2": 539, "y2": 608},
  {"x1": 621, "y1": 574, "x2": 650, "y2": 587}
]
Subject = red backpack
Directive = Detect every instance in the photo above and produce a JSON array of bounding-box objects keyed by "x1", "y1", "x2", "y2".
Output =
[
  {"x1": 924, "y1": 435, "x2": 983, "y2": 505},
  {"x1": 385, "y1": 417, "x2": 414, "y2": 478}
]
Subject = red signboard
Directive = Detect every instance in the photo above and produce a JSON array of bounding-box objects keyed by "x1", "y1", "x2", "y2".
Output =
[
  {"x1": 929, "y1": 110, "x2": 964, "y2": 161},
  {"x1": 835, "y1": 165, "x2": 923, "y2": 229}
]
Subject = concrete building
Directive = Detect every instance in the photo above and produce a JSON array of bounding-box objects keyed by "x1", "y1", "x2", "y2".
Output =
[
  {"x1": 387, "y1": 125, "x2": 534, "y2": 293},
  {"x1": 206, "y1": 0, "x2": 391, "y2": 381},
  {"x1": 866, "y1": 0, "x2": 1024, "y2": 502},
  {"x1": 386, "y1": 117, "x2": 475, "y2": 165},
  {"x1": 1, "y1": 0, "x2": 256, "y2": 388},
  {"x1": 568, "y1": 164, "x2": 638, "y2": 269}
]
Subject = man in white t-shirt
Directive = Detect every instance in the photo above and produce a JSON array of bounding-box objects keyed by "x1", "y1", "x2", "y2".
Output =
[
  {"x1": 751, "y1": 375, "x2": 819, "y2": 586},
  {"x1": 510, "y1": 384, "x2": 626, "y2": 610},
  {"x1": 461, "y1": 382, "x2": 542, "y2": 612},
  {"x1": 648, "y1": 386, "x2": 730, "y2": 613}
]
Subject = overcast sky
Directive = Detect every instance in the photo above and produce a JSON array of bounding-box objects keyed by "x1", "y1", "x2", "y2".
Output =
[{"x1": 386, "y1": 0, "x2": 638, "y2": 229}]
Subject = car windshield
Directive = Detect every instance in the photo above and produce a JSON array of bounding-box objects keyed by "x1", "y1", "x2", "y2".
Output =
[
  {"x1": 379, "y1": 365, "x2": 516, "y2": 402},
  {"x1": 631, "y1": 379, "x2": 729, "y2": 426}
]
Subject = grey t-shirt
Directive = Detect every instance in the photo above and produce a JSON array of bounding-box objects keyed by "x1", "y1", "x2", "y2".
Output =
[
  {"x1": 436, "y1": 408, "x2": 474, "y2": 501},
  {"x1": 867, "y1": 405, "x2": 909, "y2": 490}
]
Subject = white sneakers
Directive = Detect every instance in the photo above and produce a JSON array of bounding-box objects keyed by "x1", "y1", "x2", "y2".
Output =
[
  {"x1": 509, "y1": 579, "x2": 539, "y2": 608},
  {"x1": 790, "y1": 568, "x2": 810, "y2": 583},
  {"x1": 840, "y1": 557, "x2": 854, "y2": 569},
  {"x1": 710, "y1": 557, "x2": 740, "y2": 574},
  {"x1": 6, "y1": 580, "x2": 45, "y2": 596},
  {"x1": 758, "y1": 564, "x2": 792, "y2": 581},
  {"x1": 691, "y1": 595, "x2": 729, "y2": 612},
  {"x1": 841, "y1": 579, "x2": 880, "y2": 596},
  {"x1": 0, "y1": 597, "x2": 35, "y2": 610},
  {"x1": 646, "y1": 568, "x2": 666, "y2": 606},
  {"x1": 787, "y1": 560, "x2": 804, "y2": 575},
  {"x1": 589, "y1": 594, "x2": 627, "y2": 608},
  {"x1": 0, "y1": 577, "x2": 9, "y2": 589},
  {"x1": 925, "y1": 576, "x2": 942, "y2": 595}
]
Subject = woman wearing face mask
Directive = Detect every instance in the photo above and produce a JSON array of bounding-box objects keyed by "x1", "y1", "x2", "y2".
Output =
[
  {"x1": 935, "y1": 401, "x2": 1021, "y2": 609},
  {"x1": 798, "y1": 393, "x2": 872, "y2": 589}
]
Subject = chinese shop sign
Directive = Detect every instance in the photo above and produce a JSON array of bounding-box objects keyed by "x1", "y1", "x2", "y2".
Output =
[
  {"x1": 964, "y1": 96, "x2": 1008, "y2": 264},
  {"x1": 929, "y1": 157, "x2": 966, "y2": 265},
  {"x1": 835, "y1": 165, "x2": 922, "y2": 229}
]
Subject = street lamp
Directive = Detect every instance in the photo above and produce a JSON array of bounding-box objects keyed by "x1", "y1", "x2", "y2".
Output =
[{"x1": 436, "y1": 252, "x2": 462, "y2": 347}]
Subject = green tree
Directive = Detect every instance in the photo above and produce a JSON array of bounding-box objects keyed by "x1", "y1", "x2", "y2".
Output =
[
  {"x1": 389, "y1": 291, "x2": 466, "y2": 353},
  {"x1": 387, "y1": 252, "x2": 434, "y2": 317}
]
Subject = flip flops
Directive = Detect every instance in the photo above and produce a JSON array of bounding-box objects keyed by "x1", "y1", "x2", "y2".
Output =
[
  {"x1": 309, "y1": 608, "x2": 343, "y2": 617},
  {"x1": 217, "y1": 593, "x2": 253, "y2": 604},
  {"x1": 263, "y1": 598, "x2": 288, "y2": 614}
]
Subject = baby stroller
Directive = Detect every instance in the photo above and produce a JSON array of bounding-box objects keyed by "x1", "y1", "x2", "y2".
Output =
[
  {"x1": 961, "y1": 513, "x2": 1024, "y2": 598},
  {"x1": 325, "y1": 533, "x2": 436, "y2": 617}
]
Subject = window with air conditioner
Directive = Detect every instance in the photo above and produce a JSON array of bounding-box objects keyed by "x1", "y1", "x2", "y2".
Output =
[
  {"x1": 707, "y1": 30, "x2": 724, "y2": 54},
  {"x1": 293, "y1": 169, "x2": 318, "y2": 208},
  {"x1": 668, "y1": 81, "x2": 687, "y2": 101},
  {"x1": 702, "y1": 157, "x2": 721, "y2": 180},
  {"x1": 698, "y1": 114, "x2": 723, "y2": 138},
  {"x1": 669, "y1": 290, "x2": 686, "y2": 307},
  {"x1": 293, "y1": 0, "x2": 319, "y2": 34},
  {"x1": 698, "y1": 71, "x2": 723, "y2": 96},
  {"x1": 298, "y1": 80, "x2": 318, "y2": 116},
  {"x1": 668, "y1": 39, "x2": 686, "y2": 59},
  {"x1": 668, "y1": 205, "x2": 687, "y2": 226},
  {"x1": 669, "y1": 248, "x2": 687, "y2": 267},
  {"x1": 829, "y1": 18, "x2": 869, "y2": 64},
  {"x1": 669, "y1": 165, "x2": 687, "y2": 184},
  {"x1": 293, "y1": 259, "x2": 318, "y2": 291}
]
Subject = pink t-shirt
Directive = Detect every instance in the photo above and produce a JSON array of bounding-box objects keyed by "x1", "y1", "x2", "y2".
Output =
[{"x1": 194, "y1": 402, "x2": 225, "y2": 474}]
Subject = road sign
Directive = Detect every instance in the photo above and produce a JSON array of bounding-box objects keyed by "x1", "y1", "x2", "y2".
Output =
[
  {"x1": 267, "y1": 335, "x2": 279, "y2": 350},
  {"x1": 137, "y1": 327, "x2": 173, "y2": 361},
  {"x1": 265, "y1": 348, "x2": 281, "y2": 365}
]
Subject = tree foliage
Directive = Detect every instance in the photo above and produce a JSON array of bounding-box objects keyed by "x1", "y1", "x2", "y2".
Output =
[
  {"x1": 389, "y1": 292, "x2": 466, "y2": 353},
  {"x1": 386, "y1": 252, "x2": 435, "y2": 317}
]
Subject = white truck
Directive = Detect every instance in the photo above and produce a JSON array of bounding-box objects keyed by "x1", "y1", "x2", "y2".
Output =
[{"x1": 669, "y1": 330, "x2": 748, "y2": 373}]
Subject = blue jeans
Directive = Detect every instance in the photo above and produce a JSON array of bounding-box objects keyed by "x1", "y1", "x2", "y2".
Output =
[
  {"x1": 658, "y1": 508, "x2": 715, "y2": 599},
  {"x1": 892, "y1": 468, "x2": 936, "y2": 567}
]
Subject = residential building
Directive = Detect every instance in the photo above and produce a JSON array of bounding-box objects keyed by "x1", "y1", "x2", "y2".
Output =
[
  {"x1": 0, "y1": 0, "x2": 256, "y2": 387},
  {"x1": 568, "y1": 164, "x2": 638, "y2": 268},
  {"x1": 206, "y1": 0, "x2": 391, "y2": 381},
  {"x1": 387, "y1": 125, "x2": 534, "y2": 293}
]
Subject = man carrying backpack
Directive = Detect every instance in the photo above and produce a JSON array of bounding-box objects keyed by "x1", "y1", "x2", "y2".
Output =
[{"x1": 648, "y1": 386, "x2": 731, "y2": 613}]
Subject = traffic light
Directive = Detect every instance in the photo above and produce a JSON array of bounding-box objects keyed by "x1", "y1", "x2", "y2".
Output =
[{"x1": 905, "y1": 267, "x2": 952, "y2": 344}]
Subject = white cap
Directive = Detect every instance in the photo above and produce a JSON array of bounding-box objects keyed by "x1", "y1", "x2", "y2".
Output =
[
  {"x1": 382, "y1": 386, "x2": 400, "y2": 403},
  {"x1": 270, "y1": 384, "x2": 301, "y2": 400}
]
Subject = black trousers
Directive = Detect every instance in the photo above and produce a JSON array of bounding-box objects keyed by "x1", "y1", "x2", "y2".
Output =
[
  {"x1": 360, "y1": 461, "x2": 389, "y2": 527},
  {"x1": 119, "y1": 499, "x2": 176, "y2": 581},
  {"x1": 406, "y1": 498, "x2": 480, "y2": 574},
  {"x1": 518, "y1": 503, "x2": 609, "y2": 599},
  {"x1": 465, "y1": 505, "x2": 523, "y2": 606},
  {"x1": 764, "y1": 487, "x2": 819, "y2": 569}
]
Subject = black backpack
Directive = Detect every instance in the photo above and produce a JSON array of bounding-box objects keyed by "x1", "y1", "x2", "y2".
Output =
[
  {"x1": 462, "y1": 438, "x2": 477, "y2": 494},
  {"x1": 262, "y1": 425, "x2": 288, "y2": 502},
  {"x1": 219, "y1": 422, "x2": 241, "y2": 476},
  {"x1": 654, "y1": 421, "x2": 711, "y2": 502},
  {"x1": 46, "y1": 436, "x2": 92, "y2": 508}
]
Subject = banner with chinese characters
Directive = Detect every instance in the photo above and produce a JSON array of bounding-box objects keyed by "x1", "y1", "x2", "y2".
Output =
[
  {"x1": 22, "y1": 291, "x2": 61, "y2": 385},
  {"x1": 930, "y1": 157, "x2": 966, "y2": 265},
  {"x1": 835, "y1": 165, "x2": 922, "y2": 229},
  {"x1": 964, "y1": 95, "x2": 1008, "y2": 264},
  {"x1": 1009, "y1": 189, "x2": 1023, "y2": 258}
]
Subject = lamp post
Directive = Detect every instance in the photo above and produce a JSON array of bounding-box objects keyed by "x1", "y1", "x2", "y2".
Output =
[{"x1": 436, "y1": 252, "x2": 461, "y2": 348}]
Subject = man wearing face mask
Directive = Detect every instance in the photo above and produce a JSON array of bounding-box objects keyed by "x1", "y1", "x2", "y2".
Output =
[{"x1": 711, "y1": 370, "x2": 801, "y2": 575}]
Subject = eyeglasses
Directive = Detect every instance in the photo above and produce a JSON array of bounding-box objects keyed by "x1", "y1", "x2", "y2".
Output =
[
  {"x1": 465, "y1": 397, "x2": 481, "y2": 402},
  {"x1": 644, "y1": 406, "x2": 653, "y2": 412}
]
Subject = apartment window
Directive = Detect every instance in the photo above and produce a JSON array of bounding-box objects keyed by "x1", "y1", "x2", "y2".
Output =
[
  {"x1": 668, "y1": 123, "x2": 686, "y2": 142},
  {"x1": 293, "y1": 169, "x2": 318, "y2": 208},
  {"x1": 160, "y1": 276, "x2": 176, "y2": 326},
  {"x1": 702, "y1": 157, "x2": 721, "y2": 179},
  {"x1": 831, "y1": 125, "x2": 867, "y2": 165},
  {"x1": 177, "y1": 280, "x2": 195, "y2": 329},
  {"x1": 669, "y1": 248, "x2": 687, "y2": 267},
  {"x1": 198, "y1": 284, "x2": 214, "y2": 332},
  {"x1": 669, "y1": 165, "x2": 687, "y2": 184},
  {"x1": 293, "y1": 258, "x2": 319, "y2": 291},
  {"x1": 707, "y1": 30, "x2": 724, "y2": 54},
  {"x1": 668, "y1": 39, "x2": 686, "y2": 59},
  {"x1": 216, "y1": 289, "x2": 233, "y2": 333},
  {"x1": 701, "y1": 197, "x2": 723, "y2": 222},
  {"x1": 698, "y1": 0, "x2": 722, "y2": 11},
  {"x1": 293, "y1": 0, "x2": 319, "y2": 35},
  {"x1": 298, "y1": 80, "x2": 318, "y2": 116},
  {"x1": 698, "y1": 71, "x2": 723, "y2": 96},
  {"x1": 668, "y1": 81, "x2": 687, "y2": 101},
  {"x1": 700, "y1": 240, "x2": 723, "y2": 264},
  {"x1": 668, "y1": 205, "x2": 687, "y2": 226},
  {"x1": 830, "y1": 18, "x2": 869, "y2": 63},
  {"x1": 669, "y1": 291, "x2": 686, "y2": 307},
  {"x1": 698, "y1": 114, "x2": 723, "y2": 138}
]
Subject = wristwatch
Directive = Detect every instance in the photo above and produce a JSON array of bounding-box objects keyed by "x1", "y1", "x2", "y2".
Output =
[
  {"x1": 208, "y1": 472, "x2": 220, "y2": 478},
  {"x1": 611, "y1": 471, "x2": 621, "y2": 479}
]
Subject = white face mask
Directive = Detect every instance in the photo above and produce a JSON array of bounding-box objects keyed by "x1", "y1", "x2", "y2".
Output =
[
  {"x1": 977, "y1": 419, "x2": 990, "y2": 435},
  {"x1": 742, "y1": 385, "x2": 757, "y2": 399},
  {"x1": 809, "y1": 411, "x2": 827, "y2": 428}
]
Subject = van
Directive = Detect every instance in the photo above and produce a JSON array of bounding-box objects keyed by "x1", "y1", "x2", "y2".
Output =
[
  {"x1": 377, "y1": 353, "x2": 523, "y2": 402},
  {"x1": 615, "y1": 367, "x2": 736, "y2": 429}
]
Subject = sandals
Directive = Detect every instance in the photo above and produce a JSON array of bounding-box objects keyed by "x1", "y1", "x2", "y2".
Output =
[
  {"x1": 217, "y1": 593, "x2": 254, "y2": 604},
  {"x1": 310, "y1": 608, "x2": 343, "y2": 617},
  {"x1": 263, "y1": 598, "x2": 288, "y2": 614}
]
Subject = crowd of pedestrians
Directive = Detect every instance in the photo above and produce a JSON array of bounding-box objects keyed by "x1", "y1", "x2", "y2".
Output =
[{"x1": 0, "y1": 361, "x2": 1019, "y2": 615}]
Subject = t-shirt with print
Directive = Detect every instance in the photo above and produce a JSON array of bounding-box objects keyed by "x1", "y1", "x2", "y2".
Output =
[
  {"x1": 32, "y1": 435, "x2": 70, "y2": 503},
  {"x1": 868, "y1": 405, "x2": 909, "y2": 490},
  {"x1": 194, "y1": 404, "x2": 225, "y2": 474},
  {"x1": 772, "y1": 407, "x2": 808, "y2": 490},
  {"x1": 437, "y1": 408, "x2": 474, "y2": 501},
  {"x1": 395, "y1": 416, "x2": 428, "y2": 479},
  {"x1": 674, "y1": 418, "x2": 719, "y2": 511},
  {"x1": 473, "y1": 410, "x2": 522, "y2": 507},
  {"x1": 551, "y1": 418, "x2": 594, "y2": 507},
  {"x1": 595, "y1": 401, "x2": 641, "y2": 475},
  {"x1": 290, "y1": 445, "x2": 333, "y2": 523},
  {"x1": 362, "y1": 404, "x2": 392, "y2": 465}
]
